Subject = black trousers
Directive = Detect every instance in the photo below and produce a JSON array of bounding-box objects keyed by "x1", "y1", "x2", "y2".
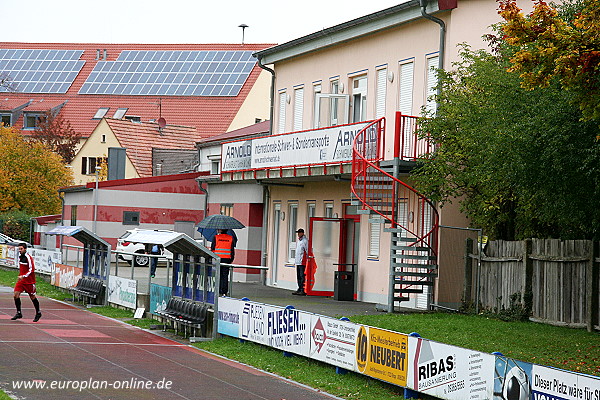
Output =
[
  {"x1": 220, "y1": 258, "x2": 232, "y2": 295},
  {"x1": 296, "y1": 264, "x2": 306, "y2": 293}
]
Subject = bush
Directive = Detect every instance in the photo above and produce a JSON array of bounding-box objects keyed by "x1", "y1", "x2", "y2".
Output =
[{"x1": 0, "y1": 210, "x2": 33, "y2": 242}]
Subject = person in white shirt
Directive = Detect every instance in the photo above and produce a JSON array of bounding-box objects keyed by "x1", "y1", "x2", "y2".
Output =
[{"x1": 292, "y1": 228, "x2": 308, "y2": 296}]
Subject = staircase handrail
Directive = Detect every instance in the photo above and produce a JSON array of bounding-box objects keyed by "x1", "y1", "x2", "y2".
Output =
[{"x1": 351, "y1": 117, "x2": 439, "y2": 255}]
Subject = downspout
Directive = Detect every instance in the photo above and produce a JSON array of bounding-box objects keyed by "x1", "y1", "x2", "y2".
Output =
[
  {"x1": 256, "y1": 55, "x2": 275, "y2": 285},
  {"x1": 256, "y1": 58, "x2": 275, "y2": 137},
  {"x1": 420, "y1": 0, "x2": 446, "y2": 79},
  {"x1": 260, "y1": 185, "x2": 270, "y2": 284},
  {"x1": 420, "y1": 0, "x2": 446, "y2": 311}
]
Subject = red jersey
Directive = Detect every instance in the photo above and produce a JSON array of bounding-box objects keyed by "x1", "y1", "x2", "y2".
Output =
[{"x1": 19, "y1": 252, "x2": 36, "y2": 284}]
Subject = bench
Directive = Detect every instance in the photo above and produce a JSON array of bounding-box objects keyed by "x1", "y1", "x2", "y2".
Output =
[
  {"x1": 70, "y1": 277, "x2": 105, "y2": 305},
  {"x1": 155, "y1": 297, "x2": 208, "y2": 338}
]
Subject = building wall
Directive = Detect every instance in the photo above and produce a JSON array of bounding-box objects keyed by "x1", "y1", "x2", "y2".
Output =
[
  {"x1": 70, "y1": 119, "x2": 138, "y2": 185},
  {"x1": 260, "y1": 0, "x2": 537, "y2": 304},
  {"x1": 227, "y1": 70, "x2": 271, "y2": 132},
  {"x1": 205, "y1": 183, "x2": 264, "y2": 281},
  {"x1": 61, "y1": 173, "x2": 205, "y2": 251}
]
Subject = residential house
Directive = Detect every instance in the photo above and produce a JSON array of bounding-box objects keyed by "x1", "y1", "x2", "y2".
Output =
[{"x1": 222, "y1": 0, "x2": 537, "y2": 310}]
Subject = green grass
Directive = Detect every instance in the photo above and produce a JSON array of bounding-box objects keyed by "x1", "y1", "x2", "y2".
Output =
[
  {"x1": 0, "y1": 390, "x2": 11, "y2": 400},
  {"x1": 195, "y1": 336, "x2": 406, "y2": 400},
  {"x1": 348, "y1": 312, "x2": 600, "y2": 376}
]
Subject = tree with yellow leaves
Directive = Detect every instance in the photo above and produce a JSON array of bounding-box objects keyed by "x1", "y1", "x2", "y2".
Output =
[
  {"x1": 499, "y1": 0, "x2": 600, "y2": 121},
  {"x1": 0, "y1": 126, "x2": 73, "y2": 215}
]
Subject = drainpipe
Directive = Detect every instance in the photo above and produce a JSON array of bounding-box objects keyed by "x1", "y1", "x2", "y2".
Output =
[
  {"x1": 420, "y1": 0, "x2": 446, "y2": 80},
  {"x1": 256, "y1": 55, "x2": 275, "y2": 286},
  {"x1": 256, "y1": 57, "x2": 275, "y2": 136},
  {"x1": 260, "y1": 185, "x2": 270, "y2": 285},
  {"x1": 420, "y1": 0, "x2": 446, "y2": 310}
]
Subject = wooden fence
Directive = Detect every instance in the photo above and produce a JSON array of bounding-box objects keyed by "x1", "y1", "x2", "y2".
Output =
[{"x1": 465, "y1": 239, "x2": 599, "y2": 332}]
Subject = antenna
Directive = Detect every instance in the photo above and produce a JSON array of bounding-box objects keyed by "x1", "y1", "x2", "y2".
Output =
[{"x1": 239, "y1": 24, "x2": 248, "y2": 45}]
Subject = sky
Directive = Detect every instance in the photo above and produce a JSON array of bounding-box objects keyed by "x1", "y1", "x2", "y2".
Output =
[{"x1": 3, "y1": 0, "x2": 405, "y2": 45}]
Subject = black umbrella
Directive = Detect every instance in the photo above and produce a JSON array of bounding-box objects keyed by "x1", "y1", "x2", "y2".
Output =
[{"x1": 197, "y1": 214, "x2": 245, "y2": 230}]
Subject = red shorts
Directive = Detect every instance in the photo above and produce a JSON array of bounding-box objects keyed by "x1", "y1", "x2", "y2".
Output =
[{"x1": 14, "y1": 281, "x2": 36, "y2": 295}]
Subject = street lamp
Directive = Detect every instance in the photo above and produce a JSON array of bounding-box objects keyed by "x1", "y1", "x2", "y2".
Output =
[{"x1": 93, "y1": 165, "x2": 101, "y2": 233}]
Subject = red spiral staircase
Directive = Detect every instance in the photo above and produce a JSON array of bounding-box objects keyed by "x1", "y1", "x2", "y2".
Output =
[{"x1": 351, "y1": 113, "x2": 439, "y2": 311}]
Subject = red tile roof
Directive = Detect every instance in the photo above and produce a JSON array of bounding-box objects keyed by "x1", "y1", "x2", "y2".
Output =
[
  {"x1": 0, "y1": 42, "x2": 274, "y2": 138},
  {"x1": 105, "y1": 118, "x2": 201, "y2": 178},
  {"x1": 197, "y1": 119, "x2": 270, "y2": 146}
]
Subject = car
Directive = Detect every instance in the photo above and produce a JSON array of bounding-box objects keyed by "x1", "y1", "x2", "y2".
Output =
[
  {"x1": 0, "y1": 232, "x2": 32, "y2": 248},
  {"x1": 115, "y1": 229, "x2": 174, "y2": 268}
]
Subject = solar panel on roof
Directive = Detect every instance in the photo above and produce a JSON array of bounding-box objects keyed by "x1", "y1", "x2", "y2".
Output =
[
  {"x1": 79, "y1": 50, "x2": 256, "y2": 97},
  {"x1": 0, "y1": 49, "x2": 85, "y2": 94}
]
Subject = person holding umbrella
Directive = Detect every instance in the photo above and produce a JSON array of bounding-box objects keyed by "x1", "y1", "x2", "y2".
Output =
[
  {"x1": 198, "y1": 214, "x2": 245, "y2": 297},
  {"x1": 211, "y1": 229, "x2": 235, "y2": 296}
]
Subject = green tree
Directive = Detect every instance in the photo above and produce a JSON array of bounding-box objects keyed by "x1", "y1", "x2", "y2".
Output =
[
  {"x1": 0, "y1": 126, "x2": 73, "y2": 215},
  {"x1": 414, "y1": 45, "x2": 600, "y2": 240},
  {"x1": 499, "y1": 0, "x2": 600, "y2": 121}
]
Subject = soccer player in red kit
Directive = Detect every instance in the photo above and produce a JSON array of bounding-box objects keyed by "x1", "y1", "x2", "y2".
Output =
[{"x1": 12, "y1": 242, "x2": 41, "y2": 322}]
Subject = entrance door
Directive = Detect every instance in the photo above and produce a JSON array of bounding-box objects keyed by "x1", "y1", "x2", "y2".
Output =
[{"x1": 306, "y1": 217, "x2": 355, "y2": 296}]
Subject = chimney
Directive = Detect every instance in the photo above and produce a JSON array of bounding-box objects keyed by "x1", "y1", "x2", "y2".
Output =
[
  {"x1": 95, "y1": 49, "x2": 100, "y2": 60},
  {"x1": 103, "y1": 49, "x2": 107, "y2": 60}
]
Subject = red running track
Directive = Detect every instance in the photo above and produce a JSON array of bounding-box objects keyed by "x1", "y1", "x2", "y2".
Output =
[{"x1": 0, "y1": 287, "x2": 339, "y2": 400}]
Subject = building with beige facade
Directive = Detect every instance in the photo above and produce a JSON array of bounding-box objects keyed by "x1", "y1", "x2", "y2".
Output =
[{"x1": 212, "y1": 0, "x2": 539, "y2": 311}]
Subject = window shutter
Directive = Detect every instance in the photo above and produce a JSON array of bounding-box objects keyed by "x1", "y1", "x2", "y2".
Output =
[
  {"x1": 369, "y1": 218, "x2": 381, "y2": 257},
  {"x1": 278, "y1": 92, "x2": 286, "y2": 133},
  {"x1": 376, "y1": 68, "x2": 387, "y2": 119},
  {"x1": 81, "y1": 157, "x2": 87, "y2": 175},
  {"x1": 399, "y1": 62, "x2": 414, "y2": 115},
  {"x1": 293, "y1": 87, "x2": 304, "y2": 131},
  {"x1": 426, "y1": 56, "x2": 439, "y2": 114}
]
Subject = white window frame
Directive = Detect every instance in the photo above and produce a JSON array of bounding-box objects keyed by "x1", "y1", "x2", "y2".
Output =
[
  {"x1": 314, "y1": 93, "x2": 349, "y2": 129},
  {"x1": 307, "y1": 202, "x2": 316, "y2": 228},
  {"x1": 312, "y1": 83, "x2": 322, "y2": 129},
  {"x1": 293, "y1": 86, "x2": 304, "y2": 131},
  {"x1": 398, "y1": 59, "x2": 415, "y2": 116},
  {"x1": 425, "y1": 54, "x2": 439, "y2": 115},
  {"x1": 368, "y1": 217, "x2": 382, "y2": 258},
  {"x1": 278, "y1": 91, "x2": 287, "y2": 133},
  {"x1": 351, "y1": 74, "x2": 368, "y2": 123},
  {"x1": 287, "y1": 203, "x2": 298, "y2": 262},
  {"x1": 375, "y1": 66, "x2": 387, "y2": 119}
]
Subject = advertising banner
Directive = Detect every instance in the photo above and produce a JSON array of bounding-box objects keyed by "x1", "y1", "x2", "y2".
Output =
[
  {"x1": 29, "y1": 248, "x2": 62, "y2": 274},
  {"x1": 221, "y1": 139, "x2": 252, "y2": 171},
  {"x1": 309, "y1": 315, "x2": 358, "y2": 371},
  {"x1": 407, "y1": 336, "x2": 495, "y2": 399},
  {"x1": 220, "y1": 122, "x2": 374, "y2": 172},
  {"x1": 107, "y1": 275, "x2": 137, "y2": 309},
  {"x1": 238, "y1": 301, "x2": 311, "y2": 357},
  {"x1": 355, "y1": 325, "x2": 409, "y2": 387},
  {"x1": 493, "y1": 356, "x2": 533, "y2": 400},
  {"x1": 0, "y1": 244, "x2": 18, "y2": 267},
  {"x1": 149, "y1": 284, "x2": 172, "y2": 315},
  {"x1": 217, "y1": 297, "x2": 241, "y2": 338},
  {"x1": 531, "y1": 365, "x2": 600, "y2": 400},
  {"x1": 51, "y1": 263, "x2": 83, "y2": 289}
]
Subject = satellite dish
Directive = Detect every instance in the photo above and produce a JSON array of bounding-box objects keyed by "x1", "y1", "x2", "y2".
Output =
[{"x1": 157, "y1": 117, "x2": 166, "y2": 129}]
